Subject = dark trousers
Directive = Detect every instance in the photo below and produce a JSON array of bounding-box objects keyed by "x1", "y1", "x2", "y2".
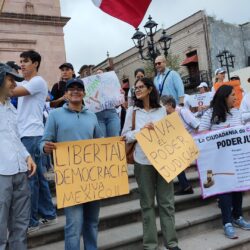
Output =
[
  {"x1": 218, "y1": 192, "x2": 242, "y2": 225},
  {"x1": 134, "y1": 163, "x2": 178, "y2": 249},
  {"x1": 177, "y1": 171, "x2": 190, "y2": 190}
]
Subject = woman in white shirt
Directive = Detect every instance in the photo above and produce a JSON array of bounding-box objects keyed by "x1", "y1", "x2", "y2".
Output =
[
  {"x1": 199, "y1": 85, "x2": 250, "y2": 239},
  {"x1": 122, "y1": 78, "x2": 180, "y2": 250},
  {"x1": 240, "y1": 92, "x2": 250, "y2": 124}
]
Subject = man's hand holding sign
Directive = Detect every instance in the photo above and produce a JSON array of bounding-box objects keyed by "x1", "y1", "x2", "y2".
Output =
[{"x1": 52, "y1": 137, "x2": 129, "y2": 208}]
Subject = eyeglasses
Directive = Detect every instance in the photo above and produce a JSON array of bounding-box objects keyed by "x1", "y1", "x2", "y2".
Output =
[
  {"x1": 67, "y1": 87, "x2": 84, "y2": 92},
  {"x1": 134, "y1": 85, "x2": 146, "y2": 91},
  {"x1": 155, "y1": 62, "x2": 162, "y2": 66}
]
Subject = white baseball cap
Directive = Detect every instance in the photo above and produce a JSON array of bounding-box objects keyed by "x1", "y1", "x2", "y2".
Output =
[
  {"x1": 197, "y1": 82, "x2": 208, "y2": 88},
  {"x1": 215, "y1": 67, "x2": 226, "y2": 75}
]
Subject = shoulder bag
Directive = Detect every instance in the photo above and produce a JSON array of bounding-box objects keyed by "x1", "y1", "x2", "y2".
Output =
[{"x1": 125, "y1": 110, "x2": 136, "y2": 164}]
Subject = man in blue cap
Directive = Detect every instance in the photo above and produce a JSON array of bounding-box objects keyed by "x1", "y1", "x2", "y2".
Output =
[
  {"x1": 0, "y1": 63, "x2": 36, "y2": 250},
  {"x1": 40, "y1": 78, "x2": 103, "y2": 250}
]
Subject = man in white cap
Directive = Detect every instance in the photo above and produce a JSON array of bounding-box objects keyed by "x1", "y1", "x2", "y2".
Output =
[
  {"x1": 184, "y1": 82, "x2": 210, "y2": 114},
  {"x1": 196, "y1": 82, "x2": 213, "y2": 117},
  {"x1": 197, "y1": 82, "x2": 209, "y2": 94}
]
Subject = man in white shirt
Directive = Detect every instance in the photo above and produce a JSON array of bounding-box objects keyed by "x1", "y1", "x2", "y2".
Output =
[
  {"x1": 12, "y1": 50, "x2": 57, "y2": 233},
  {"x1": 0, "y1": 63, "x2": 36, "y2": 250},
  {"x1": 161, "y1": 95, "x2": 200, "y2": 195}
]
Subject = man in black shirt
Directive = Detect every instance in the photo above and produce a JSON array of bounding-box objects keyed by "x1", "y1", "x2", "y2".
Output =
[{"x1": 50, "y1": 63, "x2": 75, "y2": 108}]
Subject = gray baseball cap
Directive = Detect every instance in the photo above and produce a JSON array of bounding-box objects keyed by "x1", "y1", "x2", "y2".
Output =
[{"x1": 0, "y1": 63, "x2": 23, "y2": 86}]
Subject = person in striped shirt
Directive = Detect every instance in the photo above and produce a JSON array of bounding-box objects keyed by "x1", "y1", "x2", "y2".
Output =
[{"x1": 199, "y1": 85, "x2": 250, "y2": 239}]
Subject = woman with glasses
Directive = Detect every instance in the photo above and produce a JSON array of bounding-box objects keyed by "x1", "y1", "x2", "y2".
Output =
[{"x1": 122, "y1": 77, "x2": 181, "y2": 250}]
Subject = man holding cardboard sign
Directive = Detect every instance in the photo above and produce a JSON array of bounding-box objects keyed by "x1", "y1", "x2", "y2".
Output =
[{"x1": 40, "y1": 78, "x2": 103, "y2": 250}]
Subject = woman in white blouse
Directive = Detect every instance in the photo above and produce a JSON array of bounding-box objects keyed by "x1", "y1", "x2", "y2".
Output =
[
  {"x1": 199, "y1": 85, "x2": 250, "y2": 239},
  {"x1": 122, "y1": 78, "x2": 180, "y2": 250},
  {"x1": 240, "y1": 92, "x2": 250, "y2": 124}
]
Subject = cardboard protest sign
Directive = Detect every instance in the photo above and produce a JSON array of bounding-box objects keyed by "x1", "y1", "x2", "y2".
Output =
[
  {"x1": 189, "y1": 92, "x2": 213, "y2": 108},
  {"x1": 53, "y1": 137, "x2": 129, "y2": 208},
  {"x1": 213, "y1": 80, "x2": 243, "y2": 108},
  {"x1": 83, "y1": 71, "x2": 124, "y2": 113},
  {"x1": 195, "y1": 125, "x2": 250, "y2": 198},
  {"x1": 135, "y1": 112, "x2": 199, "y2": 183}
]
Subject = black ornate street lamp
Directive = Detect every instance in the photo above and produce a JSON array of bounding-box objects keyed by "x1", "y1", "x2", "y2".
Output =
[
  {"x1": 131, "y1": 15, "x2": 172, "y2": 64},
  {"x1": 158, "y1": 29, "x2": 172, "y2": 57},
  {"x1": 216, "y1": 49, "x2": 235, "y2": 80}
]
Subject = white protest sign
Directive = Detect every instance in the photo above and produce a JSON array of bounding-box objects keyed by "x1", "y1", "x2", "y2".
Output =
[
  {"x1": 189, "y1": 92, "x2": 213, "y2": 108},
  {"x1": 195, "y1": 125, "x2": 250, "y2": 198},
  {"x1": 82, "y1": 71, "x2": 124, "y2": 113}
]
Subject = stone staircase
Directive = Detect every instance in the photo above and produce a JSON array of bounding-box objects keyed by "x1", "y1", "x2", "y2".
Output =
[{"x1": 28, "y1": 165, "x2": 250, "y2": 250}]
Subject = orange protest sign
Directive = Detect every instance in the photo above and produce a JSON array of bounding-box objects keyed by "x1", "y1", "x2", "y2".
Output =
[
  {"x1": 53, "y1": 137, "x2": 129, "y2": 208},
  {"x1": 213, "y1": 80, "x2": 243, "y2": 108},
  {"x1": 135, "y1": 112, "x2": 199, "y2": 183}
]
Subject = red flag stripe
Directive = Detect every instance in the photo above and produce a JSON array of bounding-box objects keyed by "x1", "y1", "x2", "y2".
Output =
[{"x1": 93, "y1": 0, "x2": 151, "y2": 28}]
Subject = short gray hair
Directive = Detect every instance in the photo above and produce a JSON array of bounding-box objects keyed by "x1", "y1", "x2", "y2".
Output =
[{"x1": 160, "y1": 95, "x2": 176, "y2": 108}]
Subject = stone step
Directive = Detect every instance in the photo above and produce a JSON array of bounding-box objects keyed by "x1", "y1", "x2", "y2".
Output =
[
  {"x1": 29, "y1": 194, "x2": 250, "y2": 250},
  {"x1": 29, "y1": 188, "x2": 210, "y2": 246},
  {"x1": 178, "y1": 226, "x2": 250, "y2": 250},
  {"x1": 28, "y1": 186, "x2": 213, "y2": 249}
]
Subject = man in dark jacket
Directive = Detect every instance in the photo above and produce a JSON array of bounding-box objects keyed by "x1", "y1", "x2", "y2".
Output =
[{"x1": 50, "y1": 62, "x2": 75, "y2": 108}]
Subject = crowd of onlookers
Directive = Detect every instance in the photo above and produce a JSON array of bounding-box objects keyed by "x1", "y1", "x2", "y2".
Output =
[{"x1": 0, "y1": 49, "x2": 250, "y2": 250}]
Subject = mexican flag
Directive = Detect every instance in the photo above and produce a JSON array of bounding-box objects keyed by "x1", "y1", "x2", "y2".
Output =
[{"x1": 92, "y1": 0, "x2": 152, "y2": 28}]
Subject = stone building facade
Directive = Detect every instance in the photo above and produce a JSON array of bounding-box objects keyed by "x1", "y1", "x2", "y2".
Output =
[
  {"x1": 94, "y1": 10, "x2": 250, "y2": 92},
  {"x1": 0, "y1": 0, "x2": 70, "y2": 88}
]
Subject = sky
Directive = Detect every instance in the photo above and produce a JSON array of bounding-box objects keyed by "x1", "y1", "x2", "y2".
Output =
[{"x1": 60, "y1": 0, "x2": 250, "y2": 73}]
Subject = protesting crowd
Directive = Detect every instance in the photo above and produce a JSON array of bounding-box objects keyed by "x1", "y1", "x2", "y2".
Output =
[{"x1": 1, "y1": 49, "x2": 250, "y2": 250}]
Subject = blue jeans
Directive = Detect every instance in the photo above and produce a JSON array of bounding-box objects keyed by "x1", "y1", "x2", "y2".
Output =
[
  {"x1": 96, "y1": 109, "x2": 120, "y2": 137},
  {"x1": 21, "y1": 136, "x2": 56, "y2": 227},
  {"x1": 218, "y1": 192, "x2": 242, "y2": 225},
  {"x1": 64, "y1": 201, "x2": 100, "y2": 250}
]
